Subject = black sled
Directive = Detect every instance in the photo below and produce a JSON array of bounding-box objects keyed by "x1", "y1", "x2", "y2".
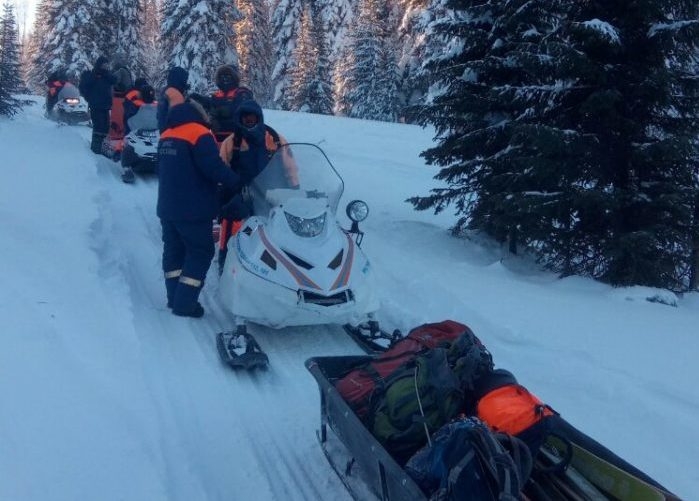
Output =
[{"x1": 306, "y1": 355, "x2": 681, "y2": 501}]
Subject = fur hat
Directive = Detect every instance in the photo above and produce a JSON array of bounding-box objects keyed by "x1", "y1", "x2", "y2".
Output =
[{"x1": 215, "y1": 65, "x2": 240, "y2": 91}]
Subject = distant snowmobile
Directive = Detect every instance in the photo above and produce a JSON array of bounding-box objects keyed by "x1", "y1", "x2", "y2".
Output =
[
  {"x1": 216, "y1": 143, "x2": 382, "y2": 369},
  {"x1": 48, "y1": 83, "x2": 90, "y2": 125},
  {"x1": 120, "y1": 103, "x2": 159, "y2": 183}
]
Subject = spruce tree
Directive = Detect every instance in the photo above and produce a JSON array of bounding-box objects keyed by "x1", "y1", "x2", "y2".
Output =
[
  {"x1": 409, "y1": 0, "x2": 699, "y2": 289},
  {"x1": 397, "y1": 0, "x2": 447, "y2": 120},
  {"x1": 270, "y1": 0, "x2": 304, "y2": 108},
  {"x1": 286, "y1": 3, "x2": 333, "y2": 114},
  {"x1": 25, "y1": 0, "x2": 51, "y2": 91},
  {"x1": 140, "y1": 0, "x2": 162, "y2": 87},
  {"x1": 161, "y1": 0, "x2": 241, "y2": 93},
  {"x1": 316, "y1": 0, "x2": 356, "y2": 57},
  {"x1": 0, "y1": 2, "x2": 22, "y2": 116},
  {"x1": 236, "y1": 0, "x2": 273, "y2": 106},
  {"x1": 334, "y1": 0, "x2": 399, "y2": 121},
  {"x1": 33, "y1": 0, "x2": 108, "y2": 80},
  {"x1": 110, "y1": 0, "x2": 143, "y2": 77}
]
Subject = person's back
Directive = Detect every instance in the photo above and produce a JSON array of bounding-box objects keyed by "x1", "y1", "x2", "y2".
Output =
[
  {"x1": 156, "y1": 100, "x2": 247, "y2": 317},
  {"x1": 78, "y1": 56, "x2": 116, "y2": 154}
]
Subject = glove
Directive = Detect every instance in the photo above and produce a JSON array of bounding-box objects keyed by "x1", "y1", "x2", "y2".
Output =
[{"x1": 220, "y1": 195, "x2": 252, "y2": 221}]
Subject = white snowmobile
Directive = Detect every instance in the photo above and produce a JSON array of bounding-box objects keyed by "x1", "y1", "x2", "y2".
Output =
[
  {"x1": 217, "y1": 143, "x2": 384, "y2": 369},
  {"x1": 49, "y1": 83, "x2": 90, "y2": 125},
  {"x1": 120, "y1": 103, "x2": 159, "y2": 183}
]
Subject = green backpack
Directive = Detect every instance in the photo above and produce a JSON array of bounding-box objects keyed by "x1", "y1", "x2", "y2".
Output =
[{"x1": 371, "y1": 347, "x2": 465, "y2": 462}]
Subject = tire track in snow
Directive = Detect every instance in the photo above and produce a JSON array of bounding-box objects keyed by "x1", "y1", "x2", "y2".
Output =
[{"x1": 88, "y1": 159, "x2": 356, "y2": 500}]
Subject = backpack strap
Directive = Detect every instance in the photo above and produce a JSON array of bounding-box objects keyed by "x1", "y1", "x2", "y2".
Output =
[{"x1": 458, "y1": 426, "x2": 530, "y2": 500}]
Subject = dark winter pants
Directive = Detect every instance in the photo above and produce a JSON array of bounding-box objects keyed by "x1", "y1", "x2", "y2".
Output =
[
  {"x1": 161, "y1": 219, "x2": 215, "y2": 314},
  {"x1": 90, "y1": 108, "x2": 110, "y2": 154}
]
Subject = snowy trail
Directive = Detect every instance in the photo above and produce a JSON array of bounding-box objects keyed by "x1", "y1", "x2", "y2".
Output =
[
  {"x1": 6, "y1": 102, "x2": 698, "y2": 500},
  {"x1": 80, "y1": 132, "x2": 357, "y2": 500}
]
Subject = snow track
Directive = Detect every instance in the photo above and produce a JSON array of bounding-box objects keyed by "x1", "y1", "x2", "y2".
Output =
[{"x1": 80, "y1": 128, "x2": 357, "y2": 500}]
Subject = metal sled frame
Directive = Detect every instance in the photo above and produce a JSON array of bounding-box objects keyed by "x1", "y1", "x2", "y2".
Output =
[
  {"x1": 307, "y1": 356, "x2": 426, "y2": 501},
  {"x1": 306, "y1": 355, "x2": 681, "y2": 501}
]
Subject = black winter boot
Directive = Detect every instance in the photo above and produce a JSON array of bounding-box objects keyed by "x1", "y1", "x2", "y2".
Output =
[
  {"x1": 172, "y1": 280, "x2": 205, "y2": 318},
  {"x1": 165, "y1": 277, "x2": 179, "y2": 309},
  {"x1": 173, "y1": 302, "x2": 205, "y2": 318}
]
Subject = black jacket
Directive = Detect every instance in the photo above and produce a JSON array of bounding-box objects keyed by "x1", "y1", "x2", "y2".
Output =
[{"x1": 79, "y1": 69, "x2": 116, "y2": 110}]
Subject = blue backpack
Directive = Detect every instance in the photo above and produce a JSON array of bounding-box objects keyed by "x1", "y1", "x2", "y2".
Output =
[{"x1": 405, "y1": 417, "x2": 532, "y2": 501}]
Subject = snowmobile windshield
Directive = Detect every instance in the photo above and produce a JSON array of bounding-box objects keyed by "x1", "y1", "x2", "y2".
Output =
[
  {"x1": 127, "y1": 103, "x2": 158, "y2": 132},
  {"x1": 250, "y1": 143, "x2": 344, "y2": 218},
  {"x1": 57, "y1": 83, "x2": 80, "y2": 100}
]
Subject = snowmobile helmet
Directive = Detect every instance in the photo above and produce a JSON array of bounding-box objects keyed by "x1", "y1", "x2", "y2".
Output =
[
  {"x1": 473, "y1": 369, "x2": 518, "y2": 401},
  {"x1": 215, "y1": 65, "x2": 240, "y2": 92},
  {"x1": 235, "y1": 100, "x2": 264, "y2": 131},
  {"x1": 140, "y1": 85, "x2": 155, "y2": 104},
  {"x1": 167, "y1": 66, "x2": 189, "y2": 93},
  {"x1": 240, "y1": 112, "x2": 259, "y2": 129}
]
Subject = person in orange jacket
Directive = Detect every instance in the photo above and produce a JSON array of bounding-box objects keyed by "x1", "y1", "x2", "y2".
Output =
[{"x1": 216, "y1": 99, "x2": 299, "y2": 274}]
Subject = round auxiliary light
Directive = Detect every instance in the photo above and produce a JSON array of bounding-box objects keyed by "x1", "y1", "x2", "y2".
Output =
[{"x1": 346, "y1": 200, "x2": 369, "y2": 223}]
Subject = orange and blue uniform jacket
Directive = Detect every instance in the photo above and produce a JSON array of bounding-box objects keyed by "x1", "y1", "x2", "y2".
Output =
[{"x1": 157, "y1": 103, "x2": 246, "y2": 222}]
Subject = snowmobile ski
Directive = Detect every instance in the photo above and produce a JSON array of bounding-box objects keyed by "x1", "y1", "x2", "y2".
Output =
[
  {"x1": 343, "y1": 322, "x2": 402, "y2": 355},
  {"x1": 216, "y1": 330, "x2": 269, "y2": 370},
  {"x1": 121, "y1": 168, "x2": 135, "y2": 184}
]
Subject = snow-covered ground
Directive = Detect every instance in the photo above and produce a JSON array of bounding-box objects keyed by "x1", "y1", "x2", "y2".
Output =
[{"x1": 1, "y1": 99, "x2": 697, "y2": 501}]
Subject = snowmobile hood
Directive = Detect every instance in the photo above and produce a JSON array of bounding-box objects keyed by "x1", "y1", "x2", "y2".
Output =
[{"x1": 165, "y1": 102, "x2": 210, "y2": 130}]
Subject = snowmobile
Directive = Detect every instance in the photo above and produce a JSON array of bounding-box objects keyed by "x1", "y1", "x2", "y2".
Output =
[
  {"x1": 120, "y1": 103, "x2": 159, "y2": 183},
  {"x1": 216, "y1": 143, "x2": 384, "y2": 370},
  {"x1": 48, "y1": 83, "x2": 90, "y2": 125},
  {"x1": 306, "y1": 351, "x2": 682, "y2": 501}
]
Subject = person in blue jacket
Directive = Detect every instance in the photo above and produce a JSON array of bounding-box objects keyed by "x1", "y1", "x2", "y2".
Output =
[
  {"x1": 157, "y1": 100, "x2": 248, "y2": 318},
  {"x1": 157, "y1": 66, "x2": 189, "y2": 133},
  {"x1": 79, "y1": 56, "x2": 116, "y2": 154}
]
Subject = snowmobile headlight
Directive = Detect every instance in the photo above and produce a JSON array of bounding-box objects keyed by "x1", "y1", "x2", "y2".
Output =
[
  {"x1": 65, "y1": 98, "x2": 80, "y2": 105},
  {"x1": 284, "y1": 211, "x2": 326, "y2": 237},
  {"x1": 346, "y1": 200, "x2": 369, "y2": 222}
]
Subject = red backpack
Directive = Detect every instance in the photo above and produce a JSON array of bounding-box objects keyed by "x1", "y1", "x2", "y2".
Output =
[{"x1": 336, "y1": 320, "x2": 470, "y2": 419}]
